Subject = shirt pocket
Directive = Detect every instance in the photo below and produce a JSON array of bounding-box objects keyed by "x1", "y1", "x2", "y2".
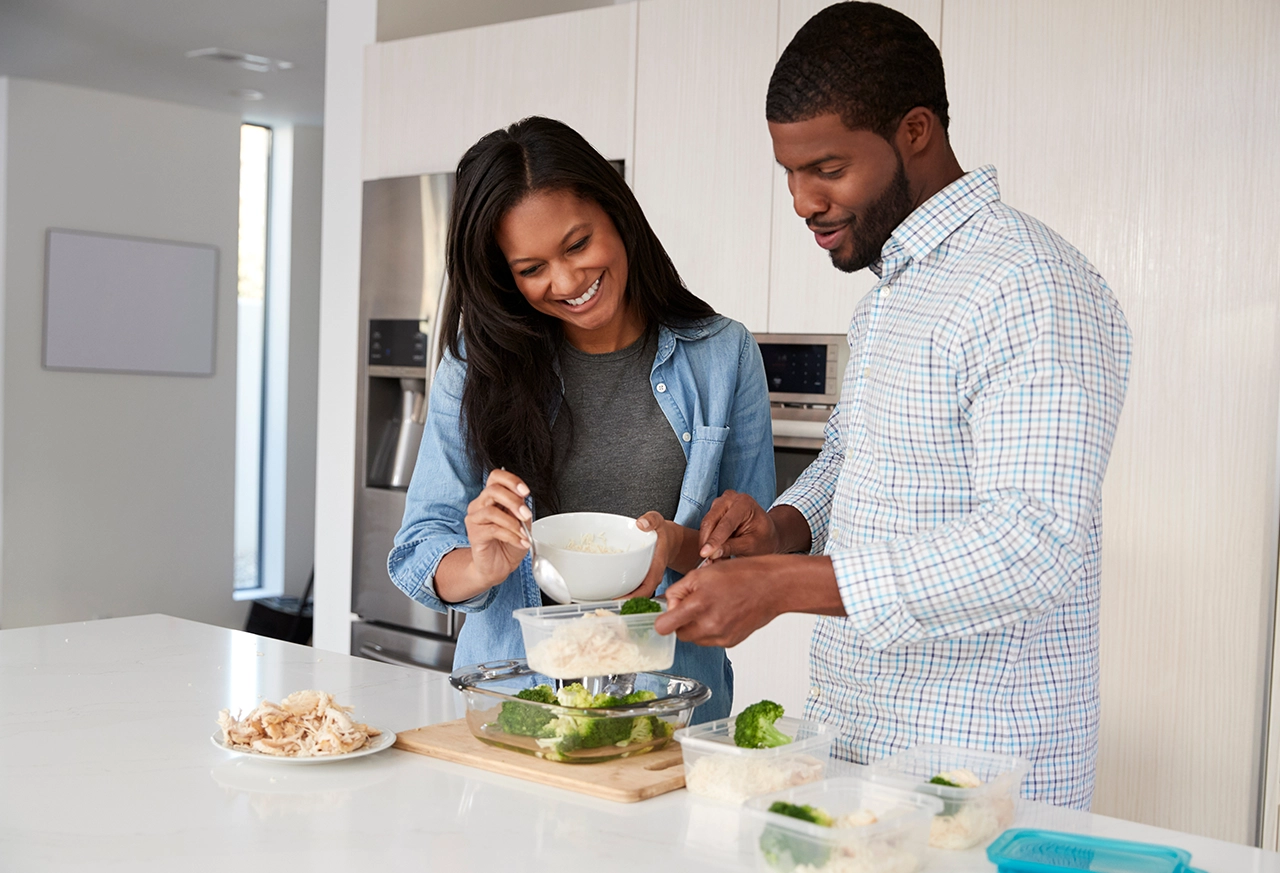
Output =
[{"x1": 680, "y1": 425, "x2": 730, "y2": 512}]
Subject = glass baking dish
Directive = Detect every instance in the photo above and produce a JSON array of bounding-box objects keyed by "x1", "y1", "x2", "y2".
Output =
[{"x1": 449, "y1": 659, "x2": 710, "y2": 763}]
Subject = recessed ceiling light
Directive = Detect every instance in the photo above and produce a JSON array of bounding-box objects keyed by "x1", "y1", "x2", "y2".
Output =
[
  {"x1": 186, "y1": 47, "x2": 294, "y2": 73},
  {"x1": 232, "y1": 89, "x2": 265, "y2": 101}
]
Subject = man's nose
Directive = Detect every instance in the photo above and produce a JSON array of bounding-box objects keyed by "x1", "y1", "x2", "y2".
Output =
[{"x1": 790, "y1": 176, "x2": 827, "y2": 221}]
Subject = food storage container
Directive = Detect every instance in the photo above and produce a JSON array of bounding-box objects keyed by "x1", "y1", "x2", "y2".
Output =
[
  {"x1": 864, "y1": 744, "x2": 1030, "y2": 850},
  {"x1": 985, "y1": 829, "x2": 1209, "y2": 873},
  {"x1": 513, "y1": 600, "x2": 676, "y2": 679},
  {"x1": 531, "y1": 511, "x2": 658, "y2": 601},
  {"x1": 675, "y1": 715, "x2": 836, "y2": 804},
  {"x1": 449, "y1": 659, "x2": 709, "y2": 763},
  {"x1": 742, "y1": 777, "x2": 942, "y2": 873}
]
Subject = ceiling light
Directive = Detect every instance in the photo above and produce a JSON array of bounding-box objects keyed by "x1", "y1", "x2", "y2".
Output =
[
  {"x1": 186, "y1": 48, "x2": 294, "y2": 73},
  {"x1": 232, "y1": 89, "x2": 265, "y2": 101}
]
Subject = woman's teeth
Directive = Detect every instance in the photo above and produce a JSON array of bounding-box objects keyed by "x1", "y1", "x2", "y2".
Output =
[{"x1": 566, "y1": 276, "x2": 601, "y2": 307}]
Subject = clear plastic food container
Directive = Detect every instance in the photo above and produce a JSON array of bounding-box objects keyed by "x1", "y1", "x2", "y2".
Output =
[
  {"x1": 742, "y1": 777, "x2": 942, "y2": 873},
  {"x1": 449, "y1": 659, "x2": 709, "y2": 763},
  {"x1": 675, "y1": 715, "x2": 836, "y2": 804},
  {"x1": 864, "y1": 744, "x2": 1030, "y2": 850},
  {"x1": 513, "y1": 600, "x2": 676, "y2": 679}
]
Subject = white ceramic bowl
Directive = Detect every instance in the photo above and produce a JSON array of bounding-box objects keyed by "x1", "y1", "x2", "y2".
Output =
[{"x1": 530, "y1": 511, "x2": 658, "y2": 602}]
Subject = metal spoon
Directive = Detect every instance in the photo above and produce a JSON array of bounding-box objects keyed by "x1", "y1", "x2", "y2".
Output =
[{"x1": 518, "y1": 513, "x2": 572, "y2": 604}]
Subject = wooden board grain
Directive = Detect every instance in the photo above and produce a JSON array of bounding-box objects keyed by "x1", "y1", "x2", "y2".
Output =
[{"x1": 394, "y1": 718, "x2": 686, "y2": 803}]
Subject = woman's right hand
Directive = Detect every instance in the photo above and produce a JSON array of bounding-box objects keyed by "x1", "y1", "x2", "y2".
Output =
[{"x1": 464, "y1": 469, "x2": 534, "y2": 586}]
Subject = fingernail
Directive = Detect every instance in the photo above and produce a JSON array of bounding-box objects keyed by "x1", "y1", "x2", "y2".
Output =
[
  {"x1": 516, "y1": 483, "x2": 530, "y2": 497},
  {"x1": 699, "y1": 546, "x2": 711, "y2": 557},
  {"x1": 519, "y1": 506, "x2": 532, "y2": 520}
]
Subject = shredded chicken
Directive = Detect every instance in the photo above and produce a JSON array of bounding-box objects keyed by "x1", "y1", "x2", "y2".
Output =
[
  {"x1": 216, "y1": 689, "x2": 381, "y2": 757},
  {"x1": 929, "y1": 792, "x2": 1015, "y2": 850},
  {"x1": 526, "y1": 609, "x2": 669, "y2": 678}
]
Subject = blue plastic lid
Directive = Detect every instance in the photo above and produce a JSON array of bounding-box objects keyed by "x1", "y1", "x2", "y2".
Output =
[{"x1": 986, "y1": 829, "x2": 1208, "y2": 873}]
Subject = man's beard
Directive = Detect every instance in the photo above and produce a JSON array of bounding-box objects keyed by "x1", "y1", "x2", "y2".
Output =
[{"x1": 831, "y1": 152, "x2": 912, "y2": 273}]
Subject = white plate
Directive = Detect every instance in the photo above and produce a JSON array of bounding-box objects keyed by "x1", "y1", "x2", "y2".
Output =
[{"x1": 210, "y1": 728, "x2": 396, "y2": 764}]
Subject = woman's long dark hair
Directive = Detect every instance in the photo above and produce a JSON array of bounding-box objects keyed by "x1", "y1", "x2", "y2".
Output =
[{"x1": 441, "y1": 116, "x2": 715, "y2": 511}]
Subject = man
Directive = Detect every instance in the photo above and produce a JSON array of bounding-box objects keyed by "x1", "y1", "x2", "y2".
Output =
[{"x1": 653, "y1": 2, "x2": 1131, "y2": 808}]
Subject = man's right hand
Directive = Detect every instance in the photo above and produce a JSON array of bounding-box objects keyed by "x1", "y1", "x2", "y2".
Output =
[{"x1": 697, "y1": 490, "x2": 781, "y2": 559}]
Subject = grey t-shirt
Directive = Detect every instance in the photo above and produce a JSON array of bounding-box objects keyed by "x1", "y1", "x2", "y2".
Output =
[{"x1": 551, "y1": 329, "x2": 686, "y2": 522}]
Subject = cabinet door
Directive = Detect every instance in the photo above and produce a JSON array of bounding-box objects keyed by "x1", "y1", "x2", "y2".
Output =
[
  {"x1": 632, "y1": 0, "x2": 778, "y2": 331},
  {"x1": 767, "y1": 0, "x2": 942, "y2": 335},
  {"x1": 364, "y1": 4, "x2": 636, "y2": 179}
]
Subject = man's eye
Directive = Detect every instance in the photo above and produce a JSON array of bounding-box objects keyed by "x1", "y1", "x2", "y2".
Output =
[
  {"x1": 567, "y1": 236, "x2": 590, "y2": 253},
  {"x1": 818, "y1": 168, "x2": 844, "y2": 180}
]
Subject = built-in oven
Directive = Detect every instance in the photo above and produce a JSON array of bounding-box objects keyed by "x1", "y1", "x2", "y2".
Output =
[{"x1": 753, "y1": 333, "x2": 848, "y2": 495}]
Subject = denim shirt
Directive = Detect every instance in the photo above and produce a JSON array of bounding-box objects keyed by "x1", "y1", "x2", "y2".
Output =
[{"x1": 388, "y1": 315, "x2": 775, "y2": 723}]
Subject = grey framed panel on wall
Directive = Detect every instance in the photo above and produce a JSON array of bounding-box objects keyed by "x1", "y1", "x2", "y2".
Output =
[{"x1": 43, "y1": 229, "x2": 219, "y2": 376}]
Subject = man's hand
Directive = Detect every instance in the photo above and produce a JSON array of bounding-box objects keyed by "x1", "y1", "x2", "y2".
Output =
[
  {"x1": 697, "y1": 491, "x2": 780, "y2": 559},
  {"x1": 698, "y1": 493, "x2": 814, "y2": 560},
  {"x1": 653, "y1": 554, "x2": 845, "y2": 647}
]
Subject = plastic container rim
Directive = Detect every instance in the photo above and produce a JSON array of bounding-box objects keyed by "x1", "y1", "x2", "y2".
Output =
[
  {"x1": 865, "y1": 742, "x2": 1032, "y2": 799},
  {"x1": 743, "y1": 776, "x2": 944, "y2": 841},
  {"x1": 675, "y1": 715, "x2": 836, "y2": 759}
]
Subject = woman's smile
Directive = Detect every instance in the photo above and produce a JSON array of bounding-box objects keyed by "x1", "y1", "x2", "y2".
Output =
[{"x1": 563, "y1": 273, "x2": 603, "y2": 309}]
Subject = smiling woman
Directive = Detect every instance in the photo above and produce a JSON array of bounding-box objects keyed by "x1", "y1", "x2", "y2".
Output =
[{"x1": 386, "y1": 117, "x2": 776, "y2": 723}]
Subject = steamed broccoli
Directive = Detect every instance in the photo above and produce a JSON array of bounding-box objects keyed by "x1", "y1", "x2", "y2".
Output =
[
  {"x1": 759, "y1": 801, "x2": 834, "y2": 870},
  {"x1": 620, "y1": 596, "x2": 663, "y2": 615},
  {"x1": 529, "y1": 685, "x2": 674, "y2": 760},
  {"x1": 929, "y1": 775, "x2": 963, "y2": 788},
  {"x1": 621, "y1": 689, "x2": 658, "y2": 705},
  {"x1": 495, "y1": 684, "x2": 558, "y2": 737},
  {"x1": 733, "y1": 700, "x2": 793, "y2": 749}
]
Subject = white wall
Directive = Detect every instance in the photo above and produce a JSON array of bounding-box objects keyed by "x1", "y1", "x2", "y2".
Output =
[
  {"x1": 0, "y1": 77, "x2": 246, "y2": 630},
  {"x1": 285, "y1": 125, "x2": 323, "y2": 599}
]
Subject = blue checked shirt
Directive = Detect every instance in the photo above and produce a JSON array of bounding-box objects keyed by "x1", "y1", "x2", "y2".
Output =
[{"x1": 779, "y1": 166, "x2": 1131, "y2": 809}]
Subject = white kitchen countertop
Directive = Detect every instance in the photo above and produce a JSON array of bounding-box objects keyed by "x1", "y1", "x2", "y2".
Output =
[{"x1": 0, "y1": 614, "x2": 1274, "y2": 872}]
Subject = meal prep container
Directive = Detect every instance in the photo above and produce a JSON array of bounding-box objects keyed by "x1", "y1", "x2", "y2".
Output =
[
  {"x1": 675, "y1": 715, "x2": 836, "y2": 804},
  {"x1": 530, "y1": 511, "x2": 658, "y2": 601},
  {"x1": 743, "y1": 777, "x2": 942, "y2": 873},
  {"x1": 985, "y1": 829, "x2": 1208, "y2": 873},
  {"x1": 449, "y1": 659, "x2": 709, "y2": 763},
  {"x1": 864, "y1": 744, "x2": 1031, "y2": 850},
  {"x1": 514, "y1": 600, "x2": 676, "y2": 679}
]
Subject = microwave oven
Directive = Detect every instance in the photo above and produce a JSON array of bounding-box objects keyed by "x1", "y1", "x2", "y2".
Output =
[{"x1": 753, "y1": 333, "x2": 848, "y2": 460}]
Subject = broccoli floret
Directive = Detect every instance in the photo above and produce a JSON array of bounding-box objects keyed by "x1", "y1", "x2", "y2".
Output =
[
  {"x1": 554, "y1": 683, "x2": 595, "y2": 708},
  {"x1": 527, "y1": 684, "x2": 674, "y2": 759},
  {"x1": 621, "y1": 689, "x2": 657, "y2": 705},
  {"x1": 620, "y1": 596, "x2": 663, "y2": 615},
  {"x1": 733, "y1": 700, "x2": 793, "y2": 749},
  {"x1": 759, "y1": 802, "x2": 833, "y2": 870},
  {"x1": 495, "y1": 684, "x2": 557, "y2": 737},
  {"x1": 929, "y1": 775, "x2": 963, "y2": 788},
  {"x1": 547, "y1": 712, "x2": 635, "y2": 752}
]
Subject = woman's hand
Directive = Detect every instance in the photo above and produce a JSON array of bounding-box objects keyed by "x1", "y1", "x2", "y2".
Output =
[
  {"x1": 625, "y1": 512, "x2": 705, "y2": 599},
  {"x1": 462, "y1": 469, "x2": 533, "y2": 587}
]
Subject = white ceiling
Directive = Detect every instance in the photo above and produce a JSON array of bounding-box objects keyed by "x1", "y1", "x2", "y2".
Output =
[
  {"x1": 0, "y1": 0, "x2": 625, "y2": 128},
  {"x1": 0, "y1": 0, "x2": 327, "y2": 126}
]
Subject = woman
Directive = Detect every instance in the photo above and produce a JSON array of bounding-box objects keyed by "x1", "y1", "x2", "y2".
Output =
[{"x1": 388, "y1": 117, "x2": 773, "y2": 722}]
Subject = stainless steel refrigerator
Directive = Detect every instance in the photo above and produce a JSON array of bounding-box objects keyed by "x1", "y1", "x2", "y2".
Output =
[{"x1": 350, "y1": 173, "x2": 461, "y2": 673}]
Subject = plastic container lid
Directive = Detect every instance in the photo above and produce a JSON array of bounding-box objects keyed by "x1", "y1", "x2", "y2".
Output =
[{"x1": 986, "y1": 829, "x2": 1208, "y2": 873}]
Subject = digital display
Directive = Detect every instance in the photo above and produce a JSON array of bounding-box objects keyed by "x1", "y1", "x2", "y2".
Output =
[{"x1": 759, "y1": 343, "x2": 828, "y2": 395}]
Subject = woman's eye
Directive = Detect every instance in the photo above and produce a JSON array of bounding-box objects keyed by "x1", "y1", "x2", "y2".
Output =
[
  {"x1": 518, "y1": 265, "x2": 541, "y2": 277},
  {"x1": 567, "y1": 236, "x2": 590, "y2": 253}
]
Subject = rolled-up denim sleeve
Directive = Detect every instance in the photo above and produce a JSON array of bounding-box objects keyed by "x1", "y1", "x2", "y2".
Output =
[{"x1": 387, "y1": 349, "x2": 497, "y2": 614}]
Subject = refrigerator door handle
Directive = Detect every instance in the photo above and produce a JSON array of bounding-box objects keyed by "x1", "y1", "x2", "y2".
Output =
[{"x1": 358, "y1": 642, "x2": 440, "y2": 671}]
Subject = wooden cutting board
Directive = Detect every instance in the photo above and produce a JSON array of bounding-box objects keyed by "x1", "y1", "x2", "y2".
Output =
[{"x1": 394, "y1": 718, "x2": 687, "y2": 803}]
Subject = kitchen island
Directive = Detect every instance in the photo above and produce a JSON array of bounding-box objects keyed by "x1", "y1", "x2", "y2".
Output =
[{"x1": 0, "y1": 614, "x2": 1274, "y2": 872}]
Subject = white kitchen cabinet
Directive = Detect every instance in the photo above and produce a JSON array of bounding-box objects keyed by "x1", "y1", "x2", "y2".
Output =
[
  {"x1": 766, "y1": 0, "x2": 942, "y2": 335},
  {"x1": 942, "y1": 0, "x2": 1280, "y2": 847},
  {"x1": 362, "y1": 4, "x2": 636, "y2": 180},
  {"x1": 631, "y1": 0, "x2": 778, "y2": 331}
]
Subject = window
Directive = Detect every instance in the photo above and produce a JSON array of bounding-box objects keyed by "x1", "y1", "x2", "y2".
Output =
[{"x1": 234, "y1": 123, "x2": 271, "y2": 591}]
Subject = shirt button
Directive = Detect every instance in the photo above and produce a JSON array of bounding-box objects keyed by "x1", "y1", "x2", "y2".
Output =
[
  {"x1": 863, "y1": 367, "x2": 870, "y2": 378},
  {"x1": 682, "y1": 432, "x2": 691, "y2": 442},
  {"x1": 656, "y1": 382, "x2": 667, "y2": 393},
  {"x1": 809, "y1": 686, "x2": 822, "y2": 699}
]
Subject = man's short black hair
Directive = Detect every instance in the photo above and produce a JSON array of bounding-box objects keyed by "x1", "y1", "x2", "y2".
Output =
[{"x1": 767, "y1": 2, "x2": 949, "y2": 140}]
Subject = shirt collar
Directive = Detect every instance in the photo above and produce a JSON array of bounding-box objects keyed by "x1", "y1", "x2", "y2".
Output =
[{"x1": 870, "y1": 165, "x2": 1001, "y2": 279}]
